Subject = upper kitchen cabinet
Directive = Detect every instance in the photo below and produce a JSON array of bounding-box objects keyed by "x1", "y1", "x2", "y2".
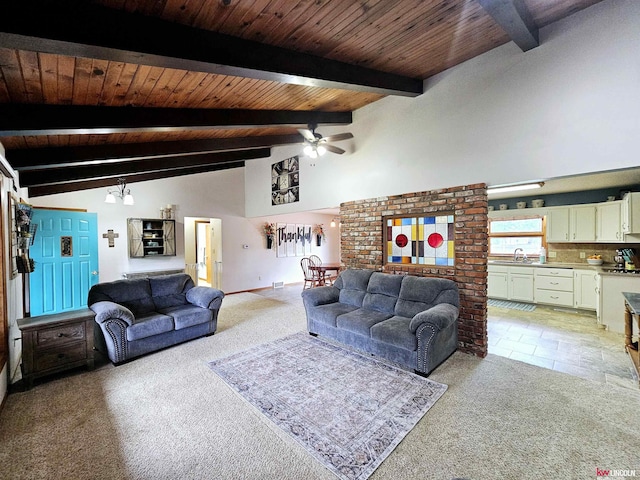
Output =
[
  {"x1": 596, "y1": 201, "x2": 622, "y2": 242},
  {"x1": 621, "y1": 192, "x2": 640, "y2": 234},
  {"x1": 547, "y1": 205, "x2": 596, "y2": 243}
]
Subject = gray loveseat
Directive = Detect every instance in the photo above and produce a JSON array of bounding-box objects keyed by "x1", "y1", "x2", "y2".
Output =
[
  {"x1": 301, "y1": 269, "x2": 459, "y2": 375},
  {"x1": 88, "y1": 273, "x2": 224, "y2": 364}
]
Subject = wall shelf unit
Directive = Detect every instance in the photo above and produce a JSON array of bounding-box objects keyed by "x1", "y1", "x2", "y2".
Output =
[{"x1": 127, "y1": 218, "x2": 176, "y2": 258}]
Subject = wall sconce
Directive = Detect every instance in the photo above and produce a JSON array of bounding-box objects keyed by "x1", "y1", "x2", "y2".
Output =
[
  {"x1": 330, "y1": 217, "x2": 339, "y2": 227},
  {"x1": 105, "y1": 178, "x2": 134, "y2": 205}
]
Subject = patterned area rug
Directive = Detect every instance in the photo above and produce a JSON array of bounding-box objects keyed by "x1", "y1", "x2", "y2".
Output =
[
  {"x1": 487, "y1": 299, "x2": 536, "y2": 311},
  {"x1": 208, "y1": 332, "x2": 447, "y2": 480}
]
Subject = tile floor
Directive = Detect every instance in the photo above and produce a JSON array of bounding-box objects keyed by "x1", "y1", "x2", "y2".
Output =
[{"x1": 251, "y1": 283, "x2": 639, "y2": 390}]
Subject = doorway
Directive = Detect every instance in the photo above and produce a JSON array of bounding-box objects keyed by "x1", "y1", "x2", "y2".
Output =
[{"x1": 184, "y1": 217, "x2": 222, "y2": 290}]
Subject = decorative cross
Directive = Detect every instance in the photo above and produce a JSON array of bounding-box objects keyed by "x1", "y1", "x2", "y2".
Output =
[{"x1": 102, "y1": 229, "x2": 119, "y2": 247}]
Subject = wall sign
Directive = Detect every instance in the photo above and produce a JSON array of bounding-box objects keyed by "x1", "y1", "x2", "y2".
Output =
[{"x1": 276, "y1": 223, "x2": 311, "y2": 258}]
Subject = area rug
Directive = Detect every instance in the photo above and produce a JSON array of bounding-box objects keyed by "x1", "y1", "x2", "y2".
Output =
[
  {"x1": 208, "y1": 332, "x2": 447, "y2": 480},
  {"x1": 487, "y1": 299, "x2": 536, "y2": 311}
]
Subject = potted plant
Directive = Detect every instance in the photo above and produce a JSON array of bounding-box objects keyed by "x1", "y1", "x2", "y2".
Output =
[
  {"x1": 313, "y1": 224, "x2": 325, "y2": 246},
  {"x1": 263, "y1": 222, "x2": 276, "y2": 249}
]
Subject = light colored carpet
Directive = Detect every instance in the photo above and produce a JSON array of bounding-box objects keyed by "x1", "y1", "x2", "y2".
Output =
[
  {"x1": 209, "y1": 332, "x2": 447, "y2": 480},
  {"x1": 0, "y1": 292, "x2": 639, "y2": 480}
]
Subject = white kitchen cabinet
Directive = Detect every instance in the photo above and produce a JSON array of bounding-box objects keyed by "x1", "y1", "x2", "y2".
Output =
[
  {"x1": 534, "y1": 267, "x2": 574, "y2": 307},
  {"x1": 573, "y1": 269, "x2": 598, "y2": 310},
  {"x1": 621, "y1": 192, "x2": 640, "y2": 234},
  {"x1": 546, "y1": 207, "x2": 570, "y2": 242},
  {"x1": 570, "y1": 205, "x2": 596, "y2": 242},
  {"x1": 598, "y1": 274, "x2": 640, "y2": 333},
  {"x1": 596, "y1": 201, "x2": 622, "y2": 242},
  {"x1": 546, "y1": 205, "x2": 596, "y2": 243},
  {"x1": 488, "y1": 265, "x2": 534, "y2": 302},
  {"x1": 488, "y1": 266, "x2": 508, "y2": 299}
]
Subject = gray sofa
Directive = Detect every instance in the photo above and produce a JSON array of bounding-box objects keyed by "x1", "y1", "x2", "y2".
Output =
[
  {"x1": 301, "y1": 269, "x2": 459, "y2": 375},
  {"x1": 88, "y1": 273, "x2": 224, "y2": 364}
]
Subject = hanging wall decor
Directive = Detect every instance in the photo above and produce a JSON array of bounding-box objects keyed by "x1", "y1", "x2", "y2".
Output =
[
  {"x1": 276, "y1": 223, "x2": 311, "y2": 258},
  {"x1": 271, "y1": 156, "x2": 300, "y2": 205},
  {"x1": 384, "y1": 213, "x2": 455, "y2": 266}
]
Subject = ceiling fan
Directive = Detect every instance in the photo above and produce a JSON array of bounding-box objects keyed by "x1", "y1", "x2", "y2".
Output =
[{"x1": 298, "y1": 123, "x2": 354, "y2": 158}]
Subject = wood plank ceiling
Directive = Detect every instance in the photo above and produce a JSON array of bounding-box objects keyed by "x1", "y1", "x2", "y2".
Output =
[{"x1": 0, "y1": 0, "x2": 603, "y2": 196}]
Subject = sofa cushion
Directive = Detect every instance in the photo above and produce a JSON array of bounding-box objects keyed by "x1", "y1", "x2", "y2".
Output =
[
  {"x1": 395, "y1": 276, "x2": 459, "y2": 318},
  {"x1": 370, "y1": 316, "x2": 417, "y2": 351},
  {"x1": 335, "y1": 269, "x2": 374, "y2": 307},
  {"x1": 159, "y1": 304, "x2": 213, "y2": 330},
  {"x1": 89, "y1": 278, "x2": 155, "y2": 316},
  {"x1": 150, "y1": 274, "x2": 194, "y2": 310},
  {"x1": 126, "y1": 312, "x2": 174, "y2": 341},
  {"x1": 336, "y1": 308, "x2": 393, "y2": 336},
  {"x1": 362, "y1": 272, "x2": 403, "y2": 314},
  {"x1": 310, "y1": 303, "x2": 359, "y2": 328}
]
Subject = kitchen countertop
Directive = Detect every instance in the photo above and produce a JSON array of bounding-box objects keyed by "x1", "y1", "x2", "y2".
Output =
[
  {"x1": 487, "y1": 260, "x2": 640, "y2": 276},
  {"x1": 623, "y1": 292, "x2": 640, "y2": 313}
]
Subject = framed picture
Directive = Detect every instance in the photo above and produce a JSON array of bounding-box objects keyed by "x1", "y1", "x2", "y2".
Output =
[
  {"x1": 383, "y1": 213, "x2": 455, "y2": 266},
  {"x1": 271, "y1": 156, "x2": 300, "y2": 205}
]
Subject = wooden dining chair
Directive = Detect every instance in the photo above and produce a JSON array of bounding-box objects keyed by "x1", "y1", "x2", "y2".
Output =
[
  {"x1": 301, "y1": 257, "x2": 322, "y2": 289},
  {"x1": 309, "y1": 255, "x2": 333, "y2": 285}
]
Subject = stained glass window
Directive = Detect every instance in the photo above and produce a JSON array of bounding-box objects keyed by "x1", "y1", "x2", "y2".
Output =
[{"x1": 385, "y1": 214, "x2": 455, "y2": 266}]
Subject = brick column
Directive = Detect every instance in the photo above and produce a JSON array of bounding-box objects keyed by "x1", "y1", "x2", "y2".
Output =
[{"x1": 339, "y1": 184, "x2": 488, "y2": 357}]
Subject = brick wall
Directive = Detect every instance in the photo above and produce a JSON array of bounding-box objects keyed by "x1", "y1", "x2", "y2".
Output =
[{"x1": 340, "y1": 184, "x2": 488, "y2": 357}]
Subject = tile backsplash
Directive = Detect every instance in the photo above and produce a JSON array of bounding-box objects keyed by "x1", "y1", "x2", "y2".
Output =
[{"x1": 545, "y1": 243, "x2": 640, "y2": 265}]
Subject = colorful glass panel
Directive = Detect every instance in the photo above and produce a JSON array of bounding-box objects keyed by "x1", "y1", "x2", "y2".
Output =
[{"x1": 386, "y1": 214, "x2": 455, "y2": 266}]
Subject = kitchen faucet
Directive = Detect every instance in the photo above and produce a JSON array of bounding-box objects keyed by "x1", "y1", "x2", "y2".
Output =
[{"x1": 513, "y1": 248, "x2": 524, "y2": 262}]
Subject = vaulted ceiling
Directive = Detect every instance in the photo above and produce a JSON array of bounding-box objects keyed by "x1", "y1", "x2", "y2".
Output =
[{"x1": 0, "y1": 0, "x2": 603, "y2": 196}]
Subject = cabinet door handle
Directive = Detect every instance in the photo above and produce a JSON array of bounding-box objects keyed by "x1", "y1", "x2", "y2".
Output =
[
  {"x1": 551, "y1": 295, "x2": 559, "y2": 299},
  {"x1": 550, "y1": 282, "x2": 559, "y2": 285},
  {"x1": 57, "y1": 353, "x2": 66, "y2": 359},
  {"x1": 57, "y1": 333, "x2": 66, "y2": 337}
]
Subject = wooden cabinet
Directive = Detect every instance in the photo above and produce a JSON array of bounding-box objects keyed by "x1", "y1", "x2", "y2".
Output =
[
  {"x1": 534, "y1": 267, "x2": 574, "y2": 307},
  {"x1": 573, "y1": 269, "x2": 598, "y2": 311},
  {"x1": 18, "y1": 308, "x2": 95, "y2": 390},
  {"x1": 128, "y1": 218, "x2": 176, "y2": 258},
  {"x1": 596, "y1": 201, "x2": 622, "y2": 242}
]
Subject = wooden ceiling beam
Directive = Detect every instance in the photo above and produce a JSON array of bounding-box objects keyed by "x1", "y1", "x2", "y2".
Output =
[
  {"x1": 0, "y1": 105, "x2": 351, "y2": 137},
  {"x1": 476, "y1": 0, "x2": 539, "y2": 51},
  {"x1": 20, "y1": 148, "x2": 270, "y2": 187},
  {"x1": 9, "y1": 134, "x2": 302, "y2": 170},
  {"x1": 0, "y1": 0, "x2": 422, "y2": 97},
  {"x1": 27, "y1": 161, "x2": 246, "y2": 197}
]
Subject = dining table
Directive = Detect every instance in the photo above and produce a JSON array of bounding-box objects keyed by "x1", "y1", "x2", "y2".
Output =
[{"x1": 309, "y1": 263, "x2": 341, "y2": 285}]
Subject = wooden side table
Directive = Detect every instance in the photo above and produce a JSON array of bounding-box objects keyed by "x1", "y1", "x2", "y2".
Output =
[{"x1": 18, "y1": 308, "x2": 96, "y2": 390}]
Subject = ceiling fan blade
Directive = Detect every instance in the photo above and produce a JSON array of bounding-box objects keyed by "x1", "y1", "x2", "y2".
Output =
[
  {"x1": 324, "y1": 144, "x2": 346, "y2": 155},
  {"x1": 298, "y1": 129, "x2": 316, "y2": 142},
  {"x1": 321, "y1": 132, "x2": 354, "y2": 143}
]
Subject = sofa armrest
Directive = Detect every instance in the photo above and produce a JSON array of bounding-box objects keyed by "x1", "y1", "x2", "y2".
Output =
[
  {"x1": 301, "y1": 286, "x2": 339, "y2": 307},
  {"x1": 186, "y1": 286, "x2": 225, "y2": 310},
  {"x1": 409, "y1": 303, "x2": 459, "y2": 333},
  {"x1": 90, "y1": 301, "x2": 134, "y2": 326}
]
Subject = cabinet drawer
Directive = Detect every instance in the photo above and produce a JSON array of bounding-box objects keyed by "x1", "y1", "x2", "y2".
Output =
[
  {"x1": 535, "y1": 268, "x2": 573, "y2": 278},
  {"x1": 535, "y1": 289, "x2": 574, "y2": 307},
  {"x1": 35, "y1": 343, "x2": 87, "y2": 371},
  {"x1": 535, "y1": 276, "x2": 573, "y2": 291},
  {"x1": 36, "y1": 323, "x2": 85, "y2": 348}
]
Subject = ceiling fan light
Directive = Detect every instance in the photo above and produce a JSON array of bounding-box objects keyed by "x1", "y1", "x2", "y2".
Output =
[
  {"x1": 104, "y1": 193, "x2": 116, "y2": 204},
  {"x1": 303, "y1": 145, "x2": 314, "y2": 156},
  {"x1": 317, "y1": 145, "x2": 327, "y2": 156}
]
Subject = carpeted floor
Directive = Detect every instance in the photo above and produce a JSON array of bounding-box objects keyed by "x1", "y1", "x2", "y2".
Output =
[{"x1": 1, "y1": 292, "x2": 639, "y2": 479}]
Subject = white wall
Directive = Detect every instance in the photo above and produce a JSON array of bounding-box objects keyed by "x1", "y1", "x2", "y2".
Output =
[
  {"x1": 245, "y1": 0, "x2": 640, "y2": 217},
  {"x1": 29, "y1": 168, "x2": 340, "y2": 293}
]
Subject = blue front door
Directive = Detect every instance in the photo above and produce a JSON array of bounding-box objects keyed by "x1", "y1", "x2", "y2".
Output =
[{"x1": 29, "y1": 209, "x2": 99, "y2": 316}]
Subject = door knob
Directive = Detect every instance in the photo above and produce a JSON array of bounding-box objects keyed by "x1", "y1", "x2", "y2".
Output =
[{"x1": 91, "y1": 271, "x2": 98, "y2": 276}]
